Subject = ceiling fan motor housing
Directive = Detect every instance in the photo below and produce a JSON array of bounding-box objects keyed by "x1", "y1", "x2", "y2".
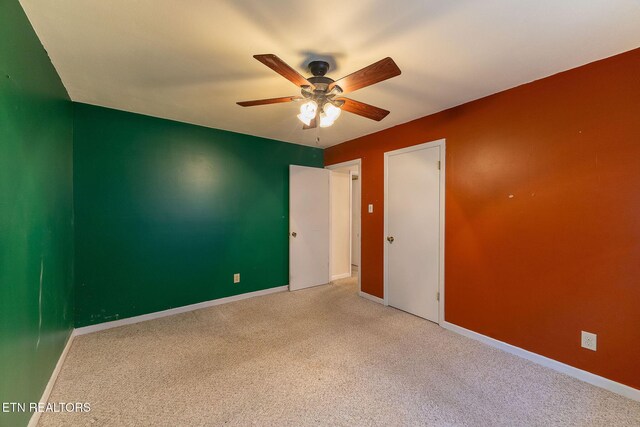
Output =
[
  {"x1": 302, "y1": 61, "x2": 344, "y2": 108},
  {"x1": 308, "y1": 60, "x2": 330, "y2": 77}
]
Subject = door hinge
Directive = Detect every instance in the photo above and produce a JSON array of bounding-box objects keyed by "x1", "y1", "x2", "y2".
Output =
[
  {"x1": 436, "y1": 291, "x2": 440, "y2": 301},
  {"x1": 437, "y1": 161, "x2": 441, "y2": 170}
]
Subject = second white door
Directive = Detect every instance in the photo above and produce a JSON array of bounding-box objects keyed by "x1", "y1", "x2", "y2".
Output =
[{"x1": 385, "y1": 143, "x2": 442, "y2": 322}]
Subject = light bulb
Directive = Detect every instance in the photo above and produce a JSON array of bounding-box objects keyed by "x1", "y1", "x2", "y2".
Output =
[
  {"x1": 299, "y1": 100, "x2": 317, "y2": 119},
  {"x1": 319, "y1": 112, "x2": 334, "y2": 128},
  {"x1": 323, "y1": 103, "x2": 341, "y2": 121}
]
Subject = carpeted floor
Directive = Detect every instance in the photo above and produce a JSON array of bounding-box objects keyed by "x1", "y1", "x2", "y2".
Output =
[{"x1": 39, "y1": 273, "x2": 640, "y2": 426}]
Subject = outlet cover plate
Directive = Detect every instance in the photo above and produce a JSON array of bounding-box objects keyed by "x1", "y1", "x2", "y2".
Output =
[
  {"x1": 233, "y1": 273, "x2": 240, "y2": 284},
  {"x1": 581, "y1": 331, "x2": 597, "y2": 351}
]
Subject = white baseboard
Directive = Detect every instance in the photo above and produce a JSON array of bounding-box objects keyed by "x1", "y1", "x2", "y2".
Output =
[
  {"x1": 75, "y1": 285, "x2": 289, "y2": 335},
  {"x1": 331, "y1": 272, "x2": 352, "y2": 281},
  {"x1": 441, "y1": 321, "x2": 640, "y2": 402},
  {"x1": 358, "y1": 291, "x2": 384, "y2": 305},
  {"x1": 28, "y1": 329, "x2": 76, "y2": 427}
]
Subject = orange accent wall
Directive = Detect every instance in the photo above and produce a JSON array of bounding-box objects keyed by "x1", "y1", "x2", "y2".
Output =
[{"x1": 325, "y1": 48, "x2": 640, "y2": 390}]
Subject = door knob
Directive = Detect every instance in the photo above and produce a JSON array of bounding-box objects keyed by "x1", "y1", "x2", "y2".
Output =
[
  {"x1": 387, "y1": 236, "x2": 394, "y2": 243},
  {"x1": 291, "y1": 232, "x2": 297, "y2": 237}
]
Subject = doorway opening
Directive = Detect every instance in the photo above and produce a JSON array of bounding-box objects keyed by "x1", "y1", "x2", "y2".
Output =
[{"x1": 326, "y1": 159, "x2": 362, "y2": 295}]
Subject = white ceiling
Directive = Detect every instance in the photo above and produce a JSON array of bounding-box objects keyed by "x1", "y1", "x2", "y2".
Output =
[{"x1": 20, "y1": 0, "x2": 640, "y2": 148}]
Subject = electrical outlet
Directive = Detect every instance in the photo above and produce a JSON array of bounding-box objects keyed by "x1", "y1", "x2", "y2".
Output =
[
  {"x1": 581, "y1": 331, "x2": 597, "y2": 351},
  {"x1": 233, "y1": 273, "x2": 240, "y2": 284}
]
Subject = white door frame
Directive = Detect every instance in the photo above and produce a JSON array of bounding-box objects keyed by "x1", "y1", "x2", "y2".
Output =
[
  {"x1": 383, "y1": 139, "x2": 445, "y2": 324},
  {"x1": 326, "y1": 159, "x2": 362, "y2": 296},
  {"x1": 348, "y1": 170, "x2": 357, "y2": 270}
]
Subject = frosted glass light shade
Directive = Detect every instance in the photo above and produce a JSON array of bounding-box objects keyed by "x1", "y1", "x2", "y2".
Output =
[
  {"x1": 319, "y1": 112, "x2": 334, "y2": 128},
  {"x1": 297, "y1": 113, "x2": 312, "y2": 126},
  {"x1": 299, "y1": 101, "x2": 317, "y2": 118},
  {"x1": 323, "y1": 103, "x2": 341, "y2": 120}
]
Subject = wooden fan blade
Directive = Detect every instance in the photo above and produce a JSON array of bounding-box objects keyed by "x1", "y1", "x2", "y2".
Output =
[
  {"x1": 329, "y1": 57, "x2": 401, "y2": 94},
  {"x1": 254, "y1": 54, "x2": 315, "y2": 89},
  {"x1": 237, "y1": 96, "x2": 301, "y2": 107},
  {"x1": 337, "y1": 97, "x2": 390, "y2": 121},
  {"x1": 302, "y1": 116, "x2": 317, "y2": 130}
]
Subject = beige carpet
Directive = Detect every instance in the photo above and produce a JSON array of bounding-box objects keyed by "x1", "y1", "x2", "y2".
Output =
[{"x1": 40, "y1": 274, "x2": 640, "y2": 426}]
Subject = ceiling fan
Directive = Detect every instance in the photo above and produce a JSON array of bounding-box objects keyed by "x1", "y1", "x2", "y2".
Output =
[{"x1": 237, "y1": 54, "x2": 401, "y2": 129}]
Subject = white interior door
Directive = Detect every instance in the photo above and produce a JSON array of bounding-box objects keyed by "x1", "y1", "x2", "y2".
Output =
[
  {"x1": 385, "y1": 144, "x2": 441, "y2": 322},
  {"x1": 289, "y1": 165, "x2": 330, "y2": 291}
]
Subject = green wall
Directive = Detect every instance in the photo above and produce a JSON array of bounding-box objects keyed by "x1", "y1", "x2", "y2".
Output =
[
  {"x1": 2, "y1": 4, "x2": 322, "y2": 420},
  {"x1": 0, "y1": 1, "x2": 74, "y2": 426},
  {"x1": 73, "y1": 104, "x2": 323, "y2": 327}
]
